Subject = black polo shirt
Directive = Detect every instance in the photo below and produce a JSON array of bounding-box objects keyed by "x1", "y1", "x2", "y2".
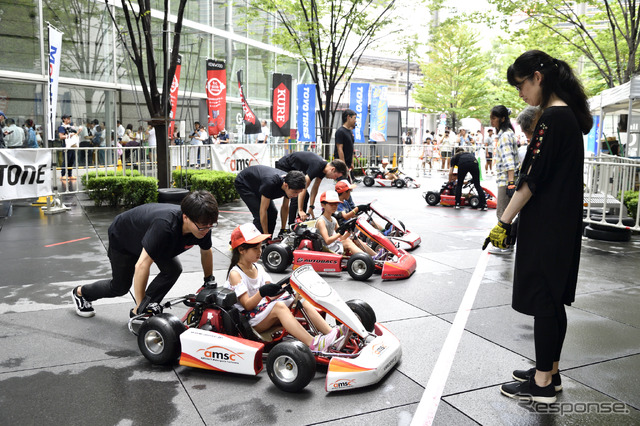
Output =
[
  {"x1": 275, "y1": 151, "x2": 327, "y2": 181},
  {"x1": 334, "y1": 126, "x2": 354, "y2": 167},
  {"x1": 235, "y1": 165, "x2": 288, "y2": 200}
]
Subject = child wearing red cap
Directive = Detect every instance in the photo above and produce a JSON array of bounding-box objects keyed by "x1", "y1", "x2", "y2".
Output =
[{"x1": 224, "y1": 223, "x2": 346, "y2": 351}]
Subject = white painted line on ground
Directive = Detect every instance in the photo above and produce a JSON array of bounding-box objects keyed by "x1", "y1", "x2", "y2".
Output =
[{"x1": 410, "y1": 250, "x2": 491, "y2": 426}]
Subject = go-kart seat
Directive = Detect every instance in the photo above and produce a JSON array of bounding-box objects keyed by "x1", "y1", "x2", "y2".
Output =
[{"x1": 237, "y1": 308, "x2": 284, "y2": 342}]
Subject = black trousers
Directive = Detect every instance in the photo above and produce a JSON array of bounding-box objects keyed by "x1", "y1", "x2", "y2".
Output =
[
  {"x1": 82, "y1": 245, "x2": 182, "y2": 304},
  {"x1": 455, "y1": 162, "x2": 486, "y2": 207},
  {"x1": 234, "y1": 180, "x2": 278, "y2": 234},
  {"x1": 534, "y1": 305, "x2": 568, "y2": 371},
  {"x1": 61, "y1": 149, "x2": 75, "y2": 177}
]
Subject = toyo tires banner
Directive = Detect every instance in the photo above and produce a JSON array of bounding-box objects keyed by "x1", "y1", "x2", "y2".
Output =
[
  {"x1": 349, "y1": 83, "x2": 369, "y2": 143},
  {"x1": 297, "y1": 84, "x2": 316, "y2": 142},
  {"x1": 369, "y1": 85, "x2": 389, "y2": 142},
  {"x1": 0, "y1": 149, "x2": 52, "y2": 200}
]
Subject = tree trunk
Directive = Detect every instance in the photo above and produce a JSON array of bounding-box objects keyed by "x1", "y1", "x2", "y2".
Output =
[{"x1": 151, "y1": 119, "x2": 170, "y2": 188}]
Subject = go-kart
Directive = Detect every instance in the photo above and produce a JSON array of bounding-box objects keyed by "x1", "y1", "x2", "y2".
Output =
[
  {"x1": 129, "y1": 265, "x2": 402, "y2": 393},
  {"x1": 365, "y1": 202, "x2": 421, "y2": 250},
  {"x1": 362, "y1": 166, "x2": 420, "y2": 189},
  {"x1": 261, "y1": 214, "x2": 416, "y2": 281},
  {"x1": 423, "y1": 180, "x2": 497, "y2": 209}
]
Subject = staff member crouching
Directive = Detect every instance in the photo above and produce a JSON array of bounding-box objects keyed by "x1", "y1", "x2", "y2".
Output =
[{"x1": 71, "y1": 191, "x2": 218, "y2": 318}]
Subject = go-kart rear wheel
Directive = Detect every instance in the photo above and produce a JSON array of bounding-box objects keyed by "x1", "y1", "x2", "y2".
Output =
[
  {"x1": 347, "y1": 252, "x2": 375, "y2": 281},
  {"x1": 394, "y1": 179, "x2": 405, "y2": 188},
  {"x1": 137, "y1": 313, "x2": 186, "y2": 365},
  {"x1": 425, "y1": 191, "x2": 440, "y2": 206},
  {"x1": 262, "y1": 244, "x2": 290, "y2": 273},
  {"x1": 266, "y1": 340, "x2": 316, "y2": 392},
  {"x1": 468, "y1": 195, "x2": 480, "y2": 209},
  {"x1": 346, "y1": 299, "x2": 377, "y2": 332},
  {"x1": 363, "y1": 176, "x2": 375, "y2": 187}
]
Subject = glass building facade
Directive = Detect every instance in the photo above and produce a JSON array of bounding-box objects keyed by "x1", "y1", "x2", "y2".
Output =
[{"x1": 0, "y1": 0, "x2": 305, "y2": 145}]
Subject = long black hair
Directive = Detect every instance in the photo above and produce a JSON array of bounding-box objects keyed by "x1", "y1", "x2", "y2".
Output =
[
  {"x1": 490, "y1": 105, "x2": 514, "y2": 133},
  {"x1": 507, "y1": 50, "x2": 593, "y2": 134},
  {"x1": 226, "y1": 242, "x2": 259, "y2": 278}
]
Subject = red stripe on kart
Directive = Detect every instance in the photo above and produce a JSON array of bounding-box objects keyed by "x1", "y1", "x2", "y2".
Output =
[{"x1": 328, "y1": 357, "x2": 373, "y2": 373}]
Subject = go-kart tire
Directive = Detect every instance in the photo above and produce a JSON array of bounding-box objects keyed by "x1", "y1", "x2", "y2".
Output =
[
  {"x1": 262, "y1": 244, "x2": 291, "y2": 273},
  {"x1": 157, "y1": 188, "x2": 189, "y2": 204},
  {"x1": 468, "y1": 195, "x2": 480, "y2": 209},
  {"x1": 394, "y1": 179, "x2": 405, "y2": 188},
  {"x1": 425, "y1": 191, "x2": 440, "y2": 206},
  {"x1": 346, "y1": 299, "x2": 377, "y2": 332},
  {"x1": 363, "y1": 176, "x2": 375, "y2": 187},
  {"x1": 583, "y1": 225, "x2": 631, "y2": 242},
  {"x1": 347, "y1": 252, "x2": 375, "y2": 281},
  {"x1": 137, "y1": 313, "x2": 186, "y2": 365},
  {"x1": 266, "y1": 340, "x2": 316, "y2": 392}
]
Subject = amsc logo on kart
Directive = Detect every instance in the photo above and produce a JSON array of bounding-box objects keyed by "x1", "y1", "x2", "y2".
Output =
[
  {"x1": 197, "y1": 345, "x2": 244, "y2": 363},
  {"x1": 329, "y1": 378, "x2": 356, "y2": 389},
  {"x1": 372, "y1": 343, "x2": 388, "y2": 356}
]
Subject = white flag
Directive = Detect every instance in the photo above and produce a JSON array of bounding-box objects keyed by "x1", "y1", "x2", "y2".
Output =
[{"x1": 47, "y1": 26, "x2": 63, "y2": 142}]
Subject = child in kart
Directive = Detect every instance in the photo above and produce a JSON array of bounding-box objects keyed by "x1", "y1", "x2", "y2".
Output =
[
  {"x1": 381, "y1": 157, "x2": 398, "y2": 181},
  {"x1": 334, "y1": 181, "x2": 370, "y2": 223},
  {"x1": 225, "y1": 223, "x2": 346, "y2": 351},
  {"x1": 316, "y1": 190, "x2": 377, "y2": 257}
]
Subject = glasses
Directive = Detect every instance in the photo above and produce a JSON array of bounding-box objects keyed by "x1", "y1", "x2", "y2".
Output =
[
  {"x1": 514, "y1": 74, "x2": 533, "y2": 92},
  {"x1": 193, "y1": 220, "x2": 218, "y2": 231}
]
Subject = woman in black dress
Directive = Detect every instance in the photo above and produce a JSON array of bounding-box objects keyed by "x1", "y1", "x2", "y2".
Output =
[{"x1": 484, "y1": 50, "x2": 593, "y2": 404}]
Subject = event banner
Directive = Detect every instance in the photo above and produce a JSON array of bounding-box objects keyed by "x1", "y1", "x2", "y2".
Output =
[
  {"x1": 206, "y1": 59, "x2": 226, "y2": 136},
  {"x1": 0, "y1": 149, "x2": 52, "y2": 200},
  {"x1": 271, "y1": 73, "x2": 292, "y2": 137},
  {"x1": 349, "y1": 83, "x2": 369, "y2": 143},
  {"x1": 175, "y1": 144, "x2": 269, "y2": 173},
  {"x1": 369, "y1": 85, "x2": 389, "y2": 142},
  {"x1": 168, "y1": 55, "x2": 182, "y2": 139},
  {"x1": 237, "y1": 70, "x2": 261, "y2": 134},
  {"x1": 297, "y1": 84, "x2": 316, "y2": 142},
  {"x1": 47, "y1": 25, "x2": 63, "y2": 142}
]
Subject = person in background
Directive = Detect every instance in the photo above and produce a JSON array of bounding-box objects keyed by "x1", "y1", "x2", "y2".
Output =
[
  {"x1": 485, "y1": 49, "x2": 593, "y2": 405},
  {"x1": 0, "y1": 111, "x2": 6, "y2": 148},
  {"x1": 516, "y1": 106, "x2": 543, "y2": 165},
  {"x1": 218, "y1": 129, "x2": 229, "y2": 144},
  {"x1": 449, "y1": 148, "x2": 486, "y2": 210},
  {"x1": 116, "y1": 120, "x2": 125, "y2": 142},
  {"x1": 484, "y1": 128, "x2": 495, "y2": 175},
  {"x1": 258, "y1": 120, "x2": 269, "y2": 143},
  {"x1": 4, "y1": 118, "x2": 25, "y2": 148},
  {"x1": 439, "y1": 130, "x2": 453, "y2": 171},
  {"x1": 24, "y1": 119, "x2": 38, "y2": 148},
  {"x1": 58, "y1": 114, "x2": 80, "y2": 180},
  {"x1": 334, "y1": 109, "x2": 356, "y2": 183}
]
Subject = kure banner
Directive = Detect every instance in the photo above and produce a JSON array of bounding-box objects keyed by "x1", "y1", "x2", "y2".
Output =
[
  {"x1": 271, "y1": 73, "x2": 292, "y2": 137},
  {"x1": 237, "y1": 70, "x2": 261, "y2": 135},
  {"x1": 297, "y1": 84, "x2": 316, "y2": 142},
  {"x1": 349, "y1": 83, "x2": 369, "y2": 143},
  {"x1": 206, "y1": 59, "x2": 226, "y2": 136},
  {"x1": 168, "y1": 55, "x2": 182, "y2": 139}
]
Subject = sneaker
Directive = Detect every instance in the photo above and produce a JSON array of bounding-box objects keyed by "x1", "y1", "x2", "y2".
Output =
[
  {"x1": 309, "y1": 328, "x2": 343, "y2": 351},
  {"x1": 480, "y1": 205, "x2": 488, "y2": 211},
  {"x1": 332, "y1": 324, "x2": 351, "y2": 351},
  {"x1": 513, "y1": 367, "x2": 562, "y2": 392},
  {"x1": 71, "y1": 286, "x2": 95, "y2": 318},
  {"x1": 454, "y1": 205, "x2": 461, "y2": 209},
  {"x1": 500, "y1": 376, "x2": 557, "y2": 404}
]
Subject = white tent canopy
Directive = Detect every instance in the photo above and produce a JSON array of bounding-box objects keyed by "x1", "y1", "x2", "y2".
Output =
[{"x1": 588, "y1": 75, "x2": 640, "y2": 157}]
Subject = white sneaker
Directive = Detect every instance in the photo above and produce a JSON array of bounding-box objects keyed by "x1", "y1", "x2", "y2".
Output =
[{"x1": 488, "y1": 247, "x2": 513, "y2": 254}]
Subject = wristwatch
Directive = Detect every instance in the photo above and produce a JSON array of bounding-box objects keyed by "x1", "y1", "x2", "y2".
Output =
[{"x1": 308, "y1": 205, "x2": 315, "y2": 209}]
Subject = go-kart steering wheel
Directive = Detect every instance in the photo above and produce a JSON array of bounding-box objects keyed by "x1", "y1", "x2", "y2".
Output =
[{"x1": 339, "y1": 217, "x2": 358, "y2": 234}]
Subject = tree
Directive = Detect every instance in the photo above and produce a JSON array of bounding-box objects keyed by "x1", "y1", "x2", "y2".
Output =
[
  {"x1": 249, "y1": 0, "x2": 395, "y2": 152},
  {"x1": 105, "y1": 0, "x2": 187, "y2": 188},
  {"x1": 412, "y1": 21, "x2": 493, "y2": 130},
  {"x1": 488, "y1": 0, "x2": 640, "y2": 88}
]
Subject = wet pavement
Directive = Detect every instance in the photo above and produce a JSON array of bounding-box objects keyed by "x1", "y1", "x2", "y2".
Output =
[{"x1": 1, "y1": 172, "x2": 639, "y2": 425}]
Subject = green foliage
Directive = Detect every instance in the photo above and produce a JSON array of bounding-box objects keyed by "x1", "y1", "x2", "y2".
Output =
[
  {"x1": 86, "y1": 176, "x2": 158, "y2": 208},
  {"x1": 172, "y1": 169, "x2": 239, "y2": 204},
  {"x1": 623, "y1": 191, "x2": 639, "y2": 220},
  {"x1": 413, "y1": 21, "x2": 493, "y2": 128},
  {"x1": 81, "y1": 169, "x2": 141, "y2": 186}
]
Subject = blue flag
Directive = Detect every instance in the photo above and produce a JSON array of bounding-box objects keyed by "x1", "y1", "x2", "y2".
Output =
[
  {"x1": 349, "y1": 83, "x2": 369, "y2": 143},
  {"x1": 369, "y1": 85, "x2": 388, "y2": 142},
  {"x1": 297, "y1": 84, "x2": 316, "y2": 142}
]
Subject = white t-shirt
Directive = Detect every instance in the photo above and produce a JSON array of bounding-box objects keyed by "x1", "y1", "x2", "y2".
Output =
[{"x1": 147, "y1": 127, "x2": 156, "y2": 147}]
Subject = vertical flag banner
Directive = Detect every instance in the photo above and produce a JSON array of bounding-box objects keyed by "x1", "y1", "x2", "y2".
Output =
[
  {"x1": 206, "y1": 59, "x2": 227, "y2": 136},
  {"x1": 168, "y1": 55, "x2": 182, "y2": 139},
  {"x1": 271, "y1": 73, "x2": 292, "y2": 137},
  {"x1": 349, "y1": 83, "x2": 369, "y2": 143},
  {"x1": 369, "y1": 85, "x2": 389, "y2": 142},
  {"x1": 47, "y1": 25, "x2": 63, "y2": 142},
  {"x1": 297, "y1": 84, "x2": 316, "y2": 142},
  {"x1": 237, "y1": 70, "x2": 261, "y2": 134}
]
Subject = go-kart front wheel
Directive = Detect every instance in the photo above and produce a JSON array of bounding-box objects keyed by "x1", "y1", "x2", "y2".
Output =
[
  {"x1": 137, "y1": 313, "x2": 186, "y2": 365},
  {"x1": 468, "y1": 195, "x2": 480, "y2": 209},
  {"x1": 266, "y1": 340, "x2": 316, "y2": 392},
  {"x1": 394, "y1": 179, "x2": 405, "y2": 188},
  {"x1": 262, "y1": 244, "x2": 291, "y2": 273},
  {"x1": 347, "y1": 252, "x2": 375, "y2": 281},
  {"x1": 363, "y1": 176, "x2": 375, "y2": 187},
  {"x1": 346, "y1": 299, "x2": 377, "y2": 332},
  {"x1": 425, "y1": 191, "x2": 440, "y2": 206}
]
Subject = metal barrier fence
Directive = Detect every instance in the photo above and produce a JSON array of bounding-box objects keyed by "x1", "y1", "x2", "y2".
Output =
[{"x1": 583, "y1": 154, "x2": 640, "y2": 231}]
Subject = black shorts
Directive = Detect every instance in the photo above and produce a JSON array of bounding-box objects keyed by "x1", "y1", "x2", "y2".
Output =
[{"x1": 441, "y1": 151, "x2": 451, "y2": 158}]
